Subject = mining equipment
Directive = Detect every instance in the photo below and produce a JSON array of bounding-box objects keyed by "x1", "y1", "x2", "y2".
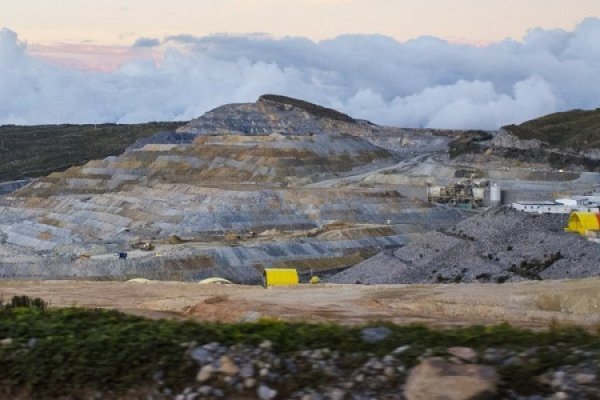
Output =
[{"x1": 427, "y1": 177, "x2": 488, "y2": 209}]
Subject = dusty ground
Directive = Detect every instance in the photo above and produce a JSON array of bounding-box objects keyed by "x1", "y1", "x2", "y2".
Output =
[{"x1": 1, "y1": 278, "x2": 599, "y2": 329}]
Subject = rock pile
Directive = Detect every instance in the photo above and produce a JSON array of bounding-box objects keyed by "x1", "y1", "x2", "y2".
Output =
[
  {"x1": 329, "y1": 207, "x2": 600, "y2": 284},
  {"x1": 149, "y1": 338, "x2": 599, "y2": 399}
]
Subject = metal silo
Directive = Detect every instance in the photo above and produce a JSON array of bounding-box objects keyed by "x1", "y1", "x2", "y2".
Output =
[{"x1": 490, "y1": 183, "x2": 501, "y2": 207}]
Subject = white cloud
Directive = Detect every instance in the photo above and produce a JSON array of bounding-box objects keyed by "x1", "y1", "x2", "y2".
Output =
[{"x1": 1, "y1": 19, "x2": 600, "y2": 129}]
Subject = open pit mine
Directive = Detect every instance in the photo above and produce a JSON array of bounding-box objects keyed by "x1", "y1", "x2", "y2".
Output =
[{"x1": 1, "y1": 95, "x2": 599, "y2": 285}]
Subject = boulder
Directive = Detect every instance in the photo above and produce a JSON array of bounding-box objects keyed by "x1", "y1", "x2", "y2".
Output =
[{"x1": 404, "y1": 357, "x2": 498, "y2": 400}]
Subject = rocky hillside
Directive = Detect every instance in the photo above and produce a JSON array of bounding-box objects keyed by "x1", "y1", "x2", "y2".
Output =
[
  {"x1": 451, "y1": 108, "x2": 600, "y2": 171},
  {"x1": 179, "y1": 94, "x2": 461, "y2": 154},
  {"x1": 504, "y1": 108, "x2": 600, "y2": 151},
  {"x1": 179, "y1": 94, "x2": 370, "y2": 137}
]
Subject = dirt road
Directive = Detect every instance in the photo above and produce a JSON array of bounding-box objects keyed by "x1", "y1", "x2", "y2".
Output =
[
  {"x1": 0, "y1": 278, "x2": 599, "y2": 328},
  {"x1": 306, "y1": 153, "x2": 435, "y2": 188}
]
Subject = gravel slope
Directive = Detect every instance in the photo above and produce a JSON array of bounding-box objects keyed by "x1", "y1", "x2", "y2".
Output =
[{"x1": 329, "y1": 207, "x2": 600, "y2": 284}]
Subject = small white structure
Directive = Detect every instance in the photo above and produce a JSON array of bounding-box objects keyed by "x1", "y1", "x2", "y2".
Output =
[{"x1": 513, "y1": 201, "x2": 568, "y2": 214}]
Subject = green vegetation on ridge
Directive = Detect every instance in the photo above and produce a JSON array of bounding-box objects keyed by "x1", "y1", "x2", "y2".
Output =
[
  {"x1": 504, "y1": 108, "x2": 600, "y2": 150},
  {"x1": 0, "y1": 122, "x2": 182, "y2": 182}
]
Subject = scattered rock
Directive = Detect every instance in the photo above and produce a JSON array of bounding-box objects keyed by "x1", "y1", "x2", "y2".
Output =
[
  {"x1": 190, "y1": 347, "x2": 213, "y2": 364},
  {"x1": 244, "y1": 378, "x2": 257, "y2": 388},
  {"x1": 239, "y1": 363, "x2": 256, "y2": 378},
  {"x1": 218, "y1": 356, "x2": 239, "y2": 376},
  {"x1": 575, "y1": 373, "x2": 597, "y2": 385},
  {"x1": 360, "y1": 327, "x2": 391, "y2": 343},
  {"x1": 383, "y1": 366, "x2": 396, "y2": 378},
  {"x1": 257, "y1": 384, "x2": 278, "y2": 400},
  {"x1": 0, "y1": 338, "x2": 13, "y2": 347},
  {"x1": 196, "y1": 365, "x2": 215, "y2": 383},
  {"x1": 197, "y1": 386, "x2": 212, "y2": 396},
  {"x1": 404, "y1": 357, "x2": 498, "y2": 400},
  {"x1": 327, "y1": 388, "x2": 346, "y2": 400},
  {"x1": 447, "y1": 347, "x2": 477, "y2": 363},
  {"x1": 393, "y1": 345, "x2": 410, "y2": 355},
  {"x1": 551, "y1": 371, "x2": 566, "y2": 388},
  {"x1": 186, "y1": 392, "x2": 199, "y2": 400}
]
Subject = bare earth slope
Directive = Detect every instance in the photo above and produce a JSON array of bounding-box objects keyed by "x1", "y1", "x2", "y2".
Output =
[{"x1": 0, "y1": 278, "x2": 598, "y2": 329}]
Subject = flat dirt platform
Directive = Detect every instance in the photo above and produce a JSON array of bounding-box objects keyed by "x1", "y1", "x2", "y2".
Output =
[{"x1": 0, "y1": 278, "x2": 599, "y2": 328}]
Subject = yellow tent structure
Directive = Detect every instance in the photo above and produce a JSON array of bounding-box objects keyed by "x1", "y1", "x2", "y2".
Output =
[
  {"x1": 263, "y1": 268, "x2": 299, "y2": 287},
  {"x1": 565, "y1": 212, "x2": 600, "y2": 236}
]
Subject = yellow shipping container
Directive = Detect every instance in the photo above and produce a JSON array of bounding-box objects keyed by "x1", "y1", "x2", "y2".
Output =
[{"x1": 263, "y1": 268, "x2": 299, "y2": 287}]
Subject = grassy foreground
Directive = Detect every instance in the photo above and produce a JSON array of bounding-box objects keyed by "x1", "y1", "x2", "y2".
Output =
[{"x1": 0, "y1": 304, "x2": 598, "y2": 397}]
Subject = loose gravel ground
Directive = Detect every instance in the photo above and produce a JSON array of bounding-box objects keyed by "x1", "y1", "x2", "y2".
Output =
[{"x1": 329, "y1": 207, "x2": 600, "y2": 285}]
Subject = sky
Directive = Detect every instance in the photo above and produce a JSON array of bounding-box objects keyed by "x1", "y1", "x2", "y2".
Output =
[
  {"x1": 1, "y1": 1, "x2": 600, "y2": 128},
  {"x1": 3, "y1": 0, "x2": 600, "y2": 45}
]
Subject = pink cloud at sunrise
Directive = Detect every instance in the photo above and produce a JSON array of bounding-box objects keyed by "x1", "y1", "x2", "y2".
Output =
[{"x1": 27, "y1": 43, "x2": 164, "y2": 72}]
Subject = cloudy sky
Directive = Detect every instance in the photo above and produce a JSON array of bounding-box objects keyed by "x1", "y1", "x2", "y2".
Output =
[{"x1": 1, "y1": 1, "x2": 600, "y2": 128}]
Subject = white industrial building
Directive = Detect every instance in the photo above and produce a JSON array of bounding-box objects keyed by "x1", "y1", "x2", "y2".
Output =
[{"x1": 512, "y1": 195, "x2": 600, "y2": 214}]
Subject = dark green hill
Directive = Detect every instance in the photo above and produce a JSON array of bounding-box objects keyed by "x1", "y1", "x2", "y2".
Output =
[
  {"x1": 503, "y1": 108, "x2": 600, "y2": 150},
  {"x1": 0, "y1": 122, "x2": 182, "y2": 182}
]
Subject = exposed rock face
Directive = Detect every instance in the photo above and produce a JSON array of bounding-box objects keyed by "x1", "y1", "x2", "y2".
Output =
[
  {"x1": 177, "y1": 95, "x2": 457, "y2": 154},
  {"x1": 491, "y1": 128, "x2": 543, "y2": 150},
  {"x1": 458, "y1": 125, "x2": 600, "y2": 171},
  {"x1": 178, "y1": 94, "x2": 367, "y2": 137},
  {"x1": 404, "y1": 358, "x2": 499, "y2": 400}
]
